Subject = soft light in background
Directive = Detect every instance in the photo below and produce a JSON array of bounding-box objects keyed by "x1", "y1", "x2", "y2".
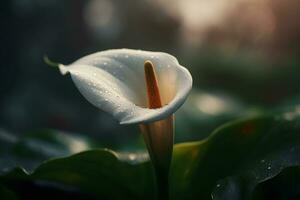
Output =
[{"x1": 1, "y1": 0, "x2": 300, "y2": 147}]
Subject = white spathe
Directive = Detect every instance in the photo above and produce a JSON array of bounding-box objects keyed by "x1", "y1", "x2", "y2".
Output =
[{"x1": 59, "y1": 49, "x2": 192, "y2": 124}]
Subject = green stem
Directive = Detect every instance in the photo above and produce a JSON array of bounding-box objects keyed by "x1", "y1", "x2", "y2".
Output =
[
  {"x1": 155, "y1": 166, "x2": 170, "y2": 200},
  {"x1": 140, "y1": 116, "x2": 173, "y2": 200}
]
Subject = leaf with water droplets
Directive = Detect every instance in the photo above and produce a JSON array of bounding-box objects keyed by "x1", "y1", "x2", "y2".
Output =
[
  {"x1": 171, "y1": 108, "x2": 300, "y2": 200},
  {"x1": 1, "y1": 109, "x2": 299, "y2": 199},
  {"x1": 0, "y1": 150, "x2": 154, "y2": 200}
]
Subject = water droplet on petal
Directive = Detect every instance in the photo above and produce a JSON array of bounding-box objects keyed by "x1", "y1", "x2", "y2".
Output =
[
  {"x1": 267, "y1": 166, "x2": 271, "y2": 170},
  {"x1": 125, "y1": 55, "x2": 129, "y2": 58}
]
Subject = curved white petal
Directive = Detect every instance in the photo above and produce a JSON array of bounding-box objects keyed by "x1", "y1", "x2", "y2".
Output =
[{"x1": 59, "y1": 49, "x2": 192, "y2": 124}]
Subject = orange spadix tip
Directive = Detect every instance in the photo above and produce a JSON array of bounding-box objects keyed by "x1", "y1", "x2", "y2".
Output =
[{"x1": 144, "y1": 60, "x2": 162, "y2": 109}]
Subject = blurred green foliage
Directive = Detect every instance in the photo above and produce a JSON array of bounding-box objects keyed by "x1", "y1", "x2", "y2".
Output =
[{"x1": 0, "y1": 108, "x2": 299, "y2": 200}]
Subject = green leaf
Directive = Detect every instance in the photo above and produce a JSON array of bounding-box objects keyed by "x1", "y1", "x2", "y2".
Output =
[
  {"x1": 32, "y1": 150, "x2": 154, "y2": 199},
  {"x1": 1, "y1": 150, "x2": 154, "y2": 200},
  {"x1": 171, "y1": 110, "x2": 300, "y2": 200},
  {"x1": 1, "y1": 108, "x2": 300, "y2": 200},
  {"x1": 0, "y1": 129, "x2": 153, "y2": 199},
  {"x1": 252, "y1": 166, "x2": 300, "y2": 200}
]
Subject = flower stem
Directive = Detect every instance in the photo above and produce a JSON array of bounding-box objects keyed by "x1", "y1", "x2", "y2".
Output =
[
  {"x1": 140, "y1": 117, "x2": 173, "y2": 200},
  {"x1": 140, "y1": 60, "x2": 174, "y2": 200},
  {"x1": 155, "y1": 164, "x2": 170, "y2": 200}
]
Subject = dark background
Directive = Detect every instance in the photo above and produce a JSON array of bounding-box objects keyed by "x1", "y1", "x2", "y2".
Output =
[{"x1": 1, "y1": 0, "x2": 300, "y2": 147}]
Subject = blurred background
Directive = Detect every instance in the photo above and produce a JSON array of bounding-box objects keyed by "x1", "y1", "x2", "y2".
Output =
[{"x1": 1, "y1": 0, "x2": 300, "y2": 149}]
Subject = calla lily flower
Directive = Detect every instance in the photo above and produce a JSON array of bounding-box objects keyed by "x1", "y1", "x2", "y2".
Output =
[
  {"x1": 57, "y1": 49, "x2": 192, "y2": 199},
  {"x1": 58, "y1": 49, "x2": 192, "y2": 125}
]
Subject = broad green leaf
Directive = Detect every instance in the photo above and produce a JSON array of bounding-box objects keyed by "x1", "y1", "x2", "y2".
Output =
[
  {"x1": 171, "y1": 109, "x2": 300, "y2": 200},
  {"x1": 1, "y1": 108, "x2": 300, "y2": 200},
  {"x1": 1, "y1": 150, "x2": 154, "y2": 200},
  {"x1": 0, "y1": 129, "x2": 153, "y2": 199},
  {"x1": 252, "y1": 166, "x2": 300, "y2": 200}
]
